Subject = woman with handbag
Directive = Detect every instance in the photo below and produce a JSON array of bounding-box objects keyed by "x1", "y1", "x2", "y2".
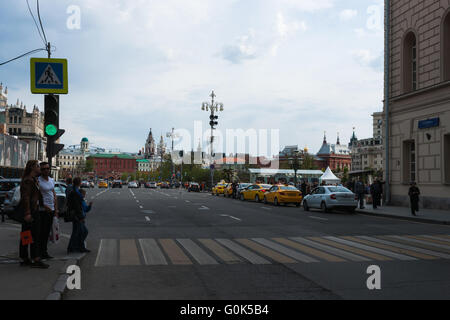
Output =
[{"x1": 19, "y1": 160, "x2": 49, "y2": 268}]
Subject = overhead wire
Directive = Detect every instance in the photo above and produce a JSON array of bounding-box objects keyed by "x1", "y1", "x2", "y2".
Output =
[
  {"x1": 0, "y1": 48, "x2": 47, "y2": 66},
  {"x1": 36, "y1": 0, "x2": 48, "y2": 46},
  {"x1": 26, "y1": 0, "x2": 46, "y2": 46}
]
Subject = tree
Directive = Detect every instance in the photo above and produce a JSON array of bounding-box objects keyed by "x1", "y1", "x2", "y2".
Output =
[
  {"x1": 301, "y1": 153, "x2": 318, "y2": 170},
  {"x1": 84, "y1": 159, "x2": 94, "y2": 173}
]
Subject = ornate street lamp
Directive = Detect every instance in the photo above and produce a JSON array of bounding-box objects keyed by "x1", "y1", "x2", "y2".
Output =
[{"x1": 288, "y1": 150, "x2": 302, "y2": 186}]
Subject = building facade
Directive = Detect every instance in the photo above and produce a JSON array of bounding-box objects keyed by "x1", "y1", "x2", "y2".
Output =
[
  {"x1": 0, "y1": 96, "x2": 46, "y2": 161},
  {"x1": 386, "y1": 0, "x2": 450, "y2": 209},
  {"x1": 315, "y1": 134, "x2": 352, "y2": 171},
  {"x1": 350, "y1": 112, "x2": 384, "y2": 173},
  {"x1": 137, "y1": 159, "x2": 151, "y2": 172},
  {"x1": 87, "y1": 154, "x2": 137, "y2": 179}
]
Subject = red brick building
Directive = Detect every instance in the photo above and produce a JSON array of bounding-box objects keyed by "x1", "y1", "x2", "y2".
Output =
[
  {"x1": 87, "y1": 154, "x2": 137, "y2": 179},
  {"x1": 315, "y1": 134, "x2": 352, "y2": 171}
]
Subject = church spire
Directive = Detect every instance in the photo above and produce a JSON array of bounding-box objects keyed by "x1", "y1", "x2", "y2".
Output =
[
  {"x1": 337, "y1": 132, "x2": 340, "y2": 145},
  {"x1": 323, "y1": 131, "x2": 327, "y2": 144}
]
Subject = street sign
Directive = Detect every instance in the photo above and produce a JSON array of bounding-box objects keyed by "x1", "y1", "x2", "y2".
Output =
[{"x1": 30, "y1": 58, "x2": 68, "y2": 94}]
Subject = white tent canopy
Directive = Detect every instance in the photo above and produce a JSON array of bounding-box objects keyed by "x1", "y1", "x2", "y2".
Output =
[{"x1": 320, "y1": 167, "x2": 340, "y2": 184}]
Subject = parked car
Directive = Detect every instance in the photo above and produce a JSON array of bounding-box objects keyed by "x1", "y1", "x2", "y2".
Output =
[
  {"x1": 0, "y1": 179, "x2": 21, "y2": 205},
  {"x1": 128, "y1": 181, "x2": 139, "y2": 188},
  {"x1": 211, "y1": 182, "x2": 228, "y2": 196},
  {"x1": 160, "y1": 182, "x2": 170, "y2": 189},
  {"x1": 240, "y1": 184, "x2": 272, "y2": 202},
  {"x1": 263, "y1": 185, "x2": 302, "y2": 207},
  {"x1": 302, "y1": 186, "x2": 358, "y2": 213},
  {"x1": 112, "y1": 180, "x2": 123, "y2": 188},
  {"x1": 4, "y1": 183, "x2": 68, "y2": 219},
  {"x1": 145, "y1": 182, "x2": 157, "y2": 189},
  {"x1": 81, "y1": 180, "x2": 91, "y2": 188},
  {"x1": 188, "y1": 182, "x2": 200, "y2": 192}
]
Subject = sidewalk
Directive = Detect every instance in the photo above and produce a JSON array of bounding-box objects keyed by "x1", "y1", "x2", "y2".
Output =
[
  {"x1": 357, "y1": 205, "x2": 450, "y2": 225},
  {"x1": 0, "y1": 220, "x2": 84, "y2": 300}
]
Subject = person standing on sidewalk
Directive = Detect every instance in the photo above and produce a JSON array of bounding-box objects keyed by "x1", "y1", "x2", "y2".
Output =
[
  {"x1": 19, "y1": 160, "x2": 48, "y2": 268},
  {"x1": 408, "y1": 182, "x2": 421, "y2": 216},
  {"x1": 79, "y1": 189, "x2": 93, "y2": 252},
  {"x1": 355, "y1": 178, "x2": 366, "y2": 209},
  {"x1": 38, "y1": 162, "x2": 59, "y2": 260},
  {"x1": 67, "y1": 178, "x2": 89, "y2": 253},
  {"x1": 370, "y1": 179, "x2": 382, "y2": 209}
]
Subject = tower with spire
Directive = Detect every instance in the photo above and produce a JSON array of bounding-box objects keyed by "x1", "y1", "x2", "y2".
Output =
[{"x1": 145, "y1": 128, "x2": 156, "y2": 159}]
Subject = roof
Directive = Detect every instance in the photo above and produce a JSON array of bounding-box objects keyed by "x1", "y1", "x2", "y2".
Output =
[
  {"x1": 320, "y1": 167, "x2": 340, "y2": 182},
  {"x1": 88, "y1": 153, "x2": 136, "y2": 159},
  {"x1": 81, "y1": 137, "x2": 89, "y2": 142},
  {"x1": 317, "y1": 142, "x2": 350, "y2": 156},
  {"x1": 248, "y1": 168, "x2": 324, "y2": 176},
  {"x1": 136, "y1": 159, "x2": 150, "y2": 163}
]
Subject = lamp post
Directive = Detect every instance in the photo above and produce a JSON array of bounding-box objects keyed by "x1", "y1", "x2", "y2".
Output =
[
  {"x1": 289, "y1": 150, "x2": 302, "y2": 186},
  {"x1": 201, "y1": 91, "x2": 224, "y2": 188},
  {"x1": 166, "y1": 128, "x2": 180, "y2": 184}
]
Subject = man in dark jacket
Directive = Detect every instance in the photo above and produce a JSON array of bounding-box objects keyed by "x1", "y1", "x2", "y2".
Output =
[
  {"x1": 370, "y1": 179, "x2": 382, "y2": 209},
  {"x1": 355, "y1": 178, "x2": 366, "y2": 209},
  {"x1": 301, "y1": 181, "x2": 307, "y2": 199},
  {"x1": 67, "y1": 177, "x2": 87, "y2": 253},
  {"x1": 408, "y1": 182, "x2": 420, "y2": 216}
]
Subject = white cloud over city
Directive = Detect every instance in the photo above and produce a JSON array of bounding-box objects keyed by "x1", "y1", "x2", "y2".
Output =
[{"x1": 0, "y1": 0, "x2": 384, "y2": 155}]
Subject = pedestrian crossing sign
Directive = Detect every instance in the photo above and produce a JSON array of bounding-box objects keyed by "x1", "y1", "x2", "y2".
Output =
[{"x1": 30, "y1": 58, "x2": 68, "y2": 94}]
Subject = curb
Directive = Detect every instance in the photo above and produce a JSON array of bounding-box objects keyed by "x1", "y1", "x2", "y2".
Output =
[
  {"x1": 45, "y1": 253, "x2": 86, "y2": 300},
  {"x1": 356, "y1": 210, "x2": 450, "y2": 225}
]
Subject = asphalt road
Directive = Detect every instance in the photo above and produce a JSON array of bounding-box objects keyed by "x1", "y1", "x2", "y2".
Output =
[{"x1": 63, "y1": 187, "x2": 450, "y2": 300}]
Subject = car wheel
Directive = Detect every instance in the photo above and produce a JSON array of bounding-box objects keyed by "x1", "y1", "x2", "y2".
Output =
[
  {"x1": 240, "y1": 194, "x2": 245, "y2": 201},
  {"x1": 296, "y1": 203, "x2": 300, "y2": 207},
  {"x1": 264, "y1": 196, "x2": 268, "y2": 204},
  {"x1": 349, "y1": 208, "x2": 356, "y2": 214},
  {"x1": 255, "y1": 195, "x2": 260, "y2": 202},
  {"x1": 274, "y1": 197, "x2": 279, "y2": 206},
  {"x1": 303, "y1": 201, "x2": 309, "y2": 211},
  {"x1": 321, "y1": 202, "x2": 328, "y2": 213}
]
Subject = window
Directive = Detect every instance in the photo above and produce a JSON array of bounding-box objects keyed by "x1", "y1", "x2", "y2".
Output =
[
  {"x1": 18, "y1": 128, "x2": 22, "y2": 134},
  {"x1": 443, "y1": 13, "x2": 450, "y2": 81},
  {"x1": 445, "y1": 134, "x2": 450, "y2": 183},
  {"x1": 403, "y1": 32, "x2": 417, "y2": 92},
  {"x1": 403, "y1": 140, "x2": 416, "y2": 183}
]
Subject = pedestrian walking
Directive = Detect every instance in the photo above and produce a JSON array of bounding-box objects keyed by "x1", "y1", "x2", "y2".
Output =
[
  {"x1": 408, "y1": 182, "x2": 421, "y2": 216},
  {"x1": 301, "y1": 181, "x2": 307, "y2": 198},
  {"x1": 38, "y1": 162, "x2": 59, "y2": 260},
  {"x1": 19, "y1": 160, "x2": 48, "y2": 268},
  {"x1": 355, "y1": 178, "x2": 366, "y2": 209},
  {"x1": 67, "y1": 177, "x2": 89, "y2": 253},
  {"x1": 79, "y1": 189, "x2": 93, "y2": 252}
]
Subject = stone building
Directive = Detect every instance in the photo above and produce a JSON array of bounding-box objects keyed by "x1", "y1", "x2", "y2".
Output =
[
  {"x1": 350, "y1": 112, "x2": 384, "y2": 173},
  {"x1": 0, "y1": 86, "x2": 46, "y2": 161},
  {"x1": 315, "y1": 133, "x2": 352, "y2": 171},
  {"x1": 386, "y1": 0, "x2": 450, "y2": 209}
]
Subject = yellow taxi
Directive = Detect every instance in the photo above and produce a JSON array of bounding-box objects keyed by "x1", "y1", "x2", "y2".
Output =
[
  {"x1": 263, "y1": 185, "x2": 303, "y2": 207},
  {"x1": 98, "y1": 180, "x2": 108, "y2": 188},
  {"x1": 212, "y1": 181, "x2": 228, "y2": 196},
  {"x1": 224, "y1": 184, "x2": 234, "y2": 197},
  {"x1": 239, "y1": 184, "x2": 272, "y2": 202}
]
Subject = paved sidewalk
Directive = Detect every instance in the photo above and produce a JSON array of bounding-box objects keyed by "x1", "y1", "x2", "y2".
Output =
[
  {"x1": 357, "y1": 205, "x2": 450, "y2": 225},
  {"x1": 0, "y1": 221, "x2": 83, "y2": 300}
]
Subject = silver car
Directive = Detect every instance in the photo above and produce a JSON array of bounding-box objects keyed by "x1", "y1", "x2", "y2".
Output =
[{"x1": 302, "y1": 186, "x2": 357, "y2": 213}]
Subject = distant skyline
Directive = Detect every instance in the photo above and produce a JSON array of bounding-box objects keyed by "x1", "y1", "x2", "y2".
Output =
[{"x1": 1, "y1": 0, "x2": 384, "y2": 154}]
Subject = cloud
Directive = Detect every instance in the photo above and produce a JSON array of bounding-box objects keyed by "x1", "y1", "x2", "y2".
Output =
[
  {"x1": 351, "y1": 49, "x2": 383, "y2": 71},
  {"x1": 281, "y1": 0, "x2": 334, "y2": 12},
  {"x1": 220, "y1": 30, "x2": 258, "y2": 64},
  {"x1": 339, "y1": 9, "x2": 358, "y2": 21}
]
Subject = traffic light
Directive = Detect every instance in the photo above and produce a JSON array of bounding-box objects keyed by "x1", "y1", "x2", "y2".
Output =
[
  {"x1": 209, "y1": 115, "x2": 218, "y2": 128},
  {"x1": 44, "y1": 95, "x2": 65, "y2": 160},
  {"x1": 179, "y1": 151, "x2": 184, "y2": 157}
]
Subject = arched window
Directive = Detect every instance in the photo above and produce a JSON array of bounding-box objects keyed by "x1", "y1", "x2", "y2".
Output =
[
  {"x1": 403, "y1": 32, "x2": 417, "y2": 92},
  {"x1": 443, "y1": 12, "x2": 450, "y2": 81}
]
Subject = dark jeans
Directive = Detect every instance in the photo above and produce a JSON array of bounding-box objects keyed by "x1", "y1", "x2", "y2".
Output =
[
  {"x1": 357, "y1": 193, "x2": 365, "y2": 208},
  {"x1": 68, "y1": 220, "x2": 88, "y2": 252},
  {"x1": 372, "y1": 193, "x2": 381, "y2": 209},
  {"x1": 411, "y1": 199, "x2": 419, "y2": 215},
  {"x1": 19, "y1": 211, "x2": 41, "y2": 261},
  {"x1": 39, "y1": 210, "x2": 54, "y2": 256}
]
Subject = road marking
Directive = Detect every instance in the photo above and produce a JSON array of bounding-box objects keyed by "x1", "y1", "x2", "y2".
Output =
[
  {"x1": 261, "y1": 207, "x2": 271, "y2": 210},
  {"x1": 136, "y1": 200, "x2": 140, "y2": 203},
  {"x1": 138, "y1": 239, "x2": 168, "y2": 265},
  {"x1": 362, "y1": 236, "x2": 450, "y2": 259},
  {"x1": 290, "y1": 237, "x2": 370, "y2": 262},
  {"x1": 252, "y1": 238, "x2": 319, "y2": 263},
  {"x1": 142, "y1": 210, "x2": 154, "y2": 214},
  {"x1": 342, "y1": 236, "x2": 437, "y2": 260},
  {"x1": 236, "y1": 239, "x2": 296, "y2": 264},
  {"x1": 309, "y1": 237, "x2": 392, "y2": 261},
  {"x1": 272, "y1": 238, "x2": 345, "y2": 262},
  {"x1": 145, "y1": 216, "x2": 150, "y2": 222},
  {"x1": 95, "y1": 239, "x2": 118, "y2": 267},
  {"x1": 409, "y1": 235, "x2": 450, "y2": 247},
  {"x1": 215, "y1": 239, "x2": 270, "y2": 264},
  {"x1": 421, "y1": 235, "x2": 450, "y2": 244},
  {"x1": 325, "y1": 236, "x2": 416, "y2": 261},
  {"x1": 168, "y1": 206, "x2": 177, "y2": 208},
  {"x1": 185, "y1": 200, "x2": 191, "y2": 203},
  {"x1": 158, "y1": 239, "x2": 192, "y2": 265},
  {"x1": 198, "y1": 239, "x2": 242, "y2": 264},
  {"x1": 384, "y1": 236, "x2": 450, "y2": 253},
  {"x1": 220, "y1": 214, "x2": 241, "y2": 221},
  {"x1": 119, "y1": 239, "x2": 141, "y2": 266},
  {"x1": 177, "y1": 239, "x2": 219, "y2": 265},
  {"x1": 199, "y1": 206, "x2": 210, "y2": 210},
  {"x1": 139, "y1": 205, "x2": 144, "y2": 209},
  {"x1": 308, "y1": 216, "x2": 328, "y2": 221}
]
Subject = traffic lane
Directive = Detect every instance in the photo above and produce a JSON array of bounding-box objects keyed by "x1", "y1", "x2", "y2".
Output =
[{"x1": 156, "y1": 189, "x2": 450, "y2": 238}]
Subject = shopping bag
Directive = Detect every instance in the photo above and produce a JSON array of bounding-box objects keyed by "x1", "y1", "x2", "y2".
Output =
[
  {"x1": 21, "y1": 230, "x2": 33, "y2": 246},
  {"x1": 49, "y1": 216, "x2": 60, "y2": 244}
]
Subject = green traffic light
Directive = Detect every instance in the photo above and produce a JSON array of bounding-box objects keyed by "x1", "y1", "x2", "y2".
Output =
[{"x1": 45, "y1": 124, "x2": 57, "y2": 136}]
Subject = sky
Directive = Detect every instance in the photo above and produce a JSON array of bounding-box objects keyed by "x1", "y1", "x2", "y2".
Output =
[{"x1": 0, "y1": 0, "x2": 384, "y2": 157}]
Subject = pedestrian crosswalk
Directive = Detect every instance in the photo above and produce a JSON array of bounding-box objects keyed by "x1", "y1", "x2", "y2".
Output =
[{"x1": 94, "y1": 234, "x2": 450, "y2": 267}]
